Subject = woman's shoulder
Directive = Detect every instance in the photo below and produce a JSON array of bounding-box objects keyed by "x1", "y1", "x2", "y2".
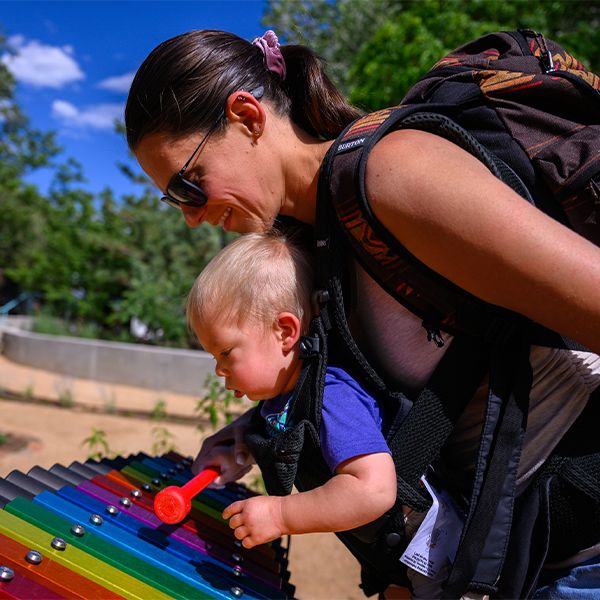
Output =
[{"x1": 365, "y1": 128, "x2": 495, "y2": 207}]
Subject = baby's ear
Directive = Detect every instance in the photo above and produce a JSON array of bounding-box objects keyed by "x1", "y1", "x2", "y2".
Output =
[{"x1": 275, "y1": 312, "x2": 301, "y2": 351}]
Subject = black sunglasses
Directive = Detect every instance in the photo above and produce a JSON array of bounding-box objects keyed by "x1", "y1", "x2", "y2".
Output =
[{"x1": 161, "y1": 86, "x2": 265, "y2": 210}]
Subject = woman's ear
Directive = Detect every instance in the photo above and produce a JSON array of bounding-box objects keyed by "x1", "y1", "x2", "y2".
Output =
[
  {"x1": 274, "y1": 312, "x2": 302, "y2": 351},
  {"x1": 225, "y1": 90, "x2": 266, "y2": 139}
]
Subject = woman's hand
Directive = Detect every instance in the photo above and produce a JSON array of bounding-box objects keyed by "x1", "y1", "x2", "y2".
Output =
[{"x1": 192, "y1": 408, "x2": 255, "y2": 486}]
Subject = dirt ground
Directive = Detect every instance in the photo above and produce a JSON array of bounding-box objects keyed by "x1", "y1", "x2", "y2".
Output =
[{"x1": 0, "y1": 354, "x2": 363, "y2": 600}]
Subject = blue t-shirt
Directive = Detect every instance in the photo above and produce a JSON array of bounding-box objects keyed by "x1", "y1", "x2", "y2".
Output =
[{"x1": 260, "y1": 366, "x2": 390, "y2": 473}]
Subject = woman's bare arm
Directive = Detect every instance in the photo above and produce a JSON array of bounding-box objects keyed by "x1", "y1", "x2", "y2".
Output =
[{"x1": 365, "y1": 129, "x2": 600, "y2": 353}]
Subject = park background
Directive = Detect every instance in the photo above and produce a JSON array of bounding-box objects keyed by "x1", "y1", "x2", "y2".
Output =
[{"x1": 1, "y1": 1, "x2": 600, "y2": 598}]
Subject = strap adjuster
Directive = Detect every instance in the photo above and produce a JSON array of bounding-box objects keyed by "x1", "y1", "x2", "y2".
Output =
[{"x1": 299, "y1": 335, "x2": 321, "y2": 358}]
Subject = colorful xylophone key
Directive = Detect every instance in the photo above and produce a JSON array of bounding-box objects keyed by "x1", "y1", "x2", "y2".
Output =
[{"x1": 0, "y1": 452, "x2": 295, "y2": 600}]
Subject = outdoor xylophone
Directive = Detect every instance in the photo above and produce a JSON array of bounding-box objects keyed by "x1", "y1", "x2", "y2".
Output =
[{"x1": 0, "y1": 451, "x2": 295, "y2": 599}]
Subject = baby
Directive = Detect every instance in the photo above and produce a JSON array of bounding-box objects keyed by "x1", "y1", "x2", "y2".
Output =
[
  {"x1": 186, "y1": 231, "x2": 468, "y2": 599},
  {"x1": 186, "y1": 230, "x2": 396, "y2": 548}
]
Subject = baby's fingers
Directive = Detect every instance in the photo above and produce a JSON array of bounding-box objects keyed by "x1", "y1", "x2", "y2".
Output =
[
  {"x1": 227, "y1": 513, "x2": 244, "y2": 530},
  {"x1": 241, "y1": 537, "x2": 257, "y2": 549},
  {"x1": 222, "y1": 500, "x2": 245, "y2": 521},
  {"x1": 233, "y1": 525, "x2": 250, "y2": 541}
]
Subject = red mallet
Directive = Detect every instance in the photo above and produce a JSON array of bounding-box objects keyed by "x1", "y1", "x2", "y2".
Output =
[{"x1": 154, "y1": 467, "x2": 220, "y2": 524}]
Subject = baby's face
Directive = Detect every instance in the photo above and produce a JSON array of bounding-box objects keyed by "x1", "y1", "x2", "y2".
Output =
[{"x1": 196, "y1": 316, "x2": 300, "y2": 402}]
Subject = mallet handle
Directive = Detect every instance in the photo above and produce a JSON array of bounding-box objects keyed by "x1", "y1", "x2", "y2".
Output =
[{"x1": 180, "y1": 467, "x2": 220, "y2": 497}]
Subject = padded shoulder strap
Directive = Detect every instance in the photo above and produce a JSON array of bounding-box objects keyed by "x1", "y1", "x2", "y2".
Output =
[{"x1": 318, "y1": 107, "x2": 528, "y2": 338}]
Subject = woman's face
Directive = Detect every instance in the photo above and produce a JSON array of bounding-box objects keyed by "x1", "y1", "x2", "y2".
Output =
[{"x1": 135, "y1": 123, "x2": 284, "y2": 234}]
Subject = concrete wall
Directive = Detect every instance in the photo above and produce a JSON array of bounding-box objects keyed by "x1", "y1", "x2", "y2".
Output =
[{"x1": 1, "y1": 323, "x2": 215, "y2": 396}]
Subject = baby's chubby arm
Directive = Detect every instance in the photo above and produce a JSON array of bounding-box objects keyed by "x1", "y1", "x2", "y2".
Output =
[{"x1": 222, "y1": 451, "x2": 396, "y2": 548}]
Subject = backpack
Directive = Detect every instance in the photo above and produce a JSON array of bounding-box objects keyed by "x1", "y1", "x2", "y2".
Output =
[{"x1": 246, "y1": 29, "x2": 600, "y2": 598}]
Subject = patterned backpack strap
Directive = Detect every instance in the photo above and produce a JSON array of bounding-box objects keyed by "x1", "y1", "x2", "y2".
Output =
[{"x1": 318, "y1": 105, "x2": 520, "y2": 340}]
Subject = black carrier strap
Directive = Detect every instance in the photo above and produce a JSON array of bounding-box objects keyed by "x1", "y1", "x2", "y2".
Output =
[
  {"x1": 318, "y1": 109, "x2": 536, "y2": 596},
  {"x1": 443, "y1": 332, "x2": 532, "y2": 596},
  {"x1": 385, "y1": 335, "x2": 489, "y2": 511},
  {"x1": 244, "y1": 315, "x2": 330, "y2": 497}
]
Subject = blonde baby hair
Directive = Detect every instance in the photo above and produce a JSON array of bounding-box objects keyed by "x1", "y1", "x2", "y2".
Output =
[{"x1": 187, "y1": 230, "x2": 314, "y2": 336}]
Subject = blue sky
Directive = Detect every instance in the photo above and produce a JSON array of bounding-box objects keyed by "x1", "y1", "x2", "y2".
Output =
[{"x1": 1, "y1": 0, "x2": 268, "y2": 198}]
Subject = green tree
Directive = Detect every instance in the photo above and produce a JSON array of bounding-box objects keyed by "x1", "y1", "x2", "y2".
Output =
[
  {"x1": 107, "y1": 182, "x2": 227, "y2": 346},
  {"x1": 0, "y1": 31, "x2": 232, "y2": 348},
  {"x1": 0, "y1": 34, "x2": 60, "y2": 304},
  {"x1": 264, "y1": 0, "x2": 399, "y2": 95},
  {"x1": 264, "y1": 0, "x2": 600, "y2": 111}
]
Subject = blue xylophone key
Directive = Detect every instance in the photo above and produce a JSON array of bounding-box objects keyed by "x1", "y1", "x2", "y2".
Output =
[
  {"x1": 66, "y1": 482, "x2": 282, "y2": 594},
  {"x1": 35, "y1": 489, "x2": 268, "y2": 600}
]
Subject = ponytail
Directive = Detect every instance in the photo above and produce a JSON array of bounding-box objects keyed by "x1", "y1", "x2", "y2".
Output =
[{"x1": 280, "y1": 45, "x2": 363, "y2": 139}]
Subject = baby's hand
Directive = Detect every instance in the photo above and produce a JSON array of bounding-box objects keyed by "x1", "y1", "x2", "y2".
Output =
[{"x1": 223, "y1": 496, "x2": 286, "y2": 548}]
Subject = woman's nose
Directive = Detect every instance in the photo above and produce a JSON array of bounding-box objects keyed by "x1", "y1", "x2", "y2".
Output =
[{"x1": 181, "y1": 204, "x2": 207, "y2": 228}]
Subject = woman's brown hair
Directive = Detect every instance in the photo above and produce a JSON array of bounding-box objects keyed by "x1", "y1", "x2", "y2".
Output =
[{"x1": 125, "y1": 29, "x2": 362, "y2": 149}]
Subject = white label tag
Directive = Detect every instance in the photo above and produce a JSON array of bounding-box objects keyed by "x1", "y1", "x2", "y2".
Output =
[{"x1": 400, "y1": 475, "x2": 464, "y2": 580}]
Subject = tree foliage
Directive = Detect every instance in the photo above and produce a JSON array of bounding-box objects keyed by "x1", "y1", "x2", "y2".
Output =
[
  {"x1": 264, "y1": 0, "x2": 600, "y2": 110},
  {"x1": 0, "y1": 33, "x2": 229, "y2": 347}
]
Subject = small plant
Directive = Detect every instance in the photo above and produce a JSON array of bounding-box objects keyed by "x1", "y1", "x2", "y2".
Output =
[
  {"x1": 99, "y1": 387, "x2": 117, "y2": 414},
  {"x1": 104, "y1": 396, "x2": 117, "y2": 414},
  {"x1": 58, "y1": 387, "x2": 74, "y2": 407},
  {"x1": 55, "y1": 378, "x2": 75, "y2": 407},
  {"x1": 81, "y1": 427, "x2": 112, "y2": 460},
  {"x1": 0, "y1": 431, "x2": 8, "y2": 446},
  {"x1": 195, "y1": 373, "x2": 244, "y2": 433},
  {"x1": 23, "y1": 384, "x2": 34, "y2": 400},
  {"x1": 151, "y1": 426, "x2": 176, "y2": 455},
  {"x1": 151, "y1": 398, "x2": 168, "y2": 420}
]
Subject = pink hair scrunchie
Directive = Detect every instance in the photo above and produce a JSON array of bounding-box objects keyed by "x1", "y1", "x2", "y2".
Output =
[{"x1": 252, "y1": 30, "x2": 286, "y2": 80}]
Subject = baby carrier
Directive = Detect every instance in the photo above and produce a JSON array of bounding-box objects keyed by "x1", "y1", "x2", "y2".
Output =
[{"x1": 246, "y1": 30, "x2": 600, "y2": 598}]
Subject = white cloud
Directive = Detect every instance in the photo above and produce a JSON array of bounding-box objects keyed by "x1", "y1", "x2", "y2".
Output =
[
  {"x1": 52, "y1": 100, "x2": 123, "y2": 130},
  {"x1": 98, "y1": 72, "x2": 135, "y2": 94},
  {"x1": 2, "y1": 35, "x2": 84, "y2": 89}
]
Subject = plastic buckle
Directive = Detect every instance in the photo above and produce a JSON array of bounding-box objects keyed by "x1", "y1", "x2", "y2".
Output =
[
  {"x1": 311, "y1": 289, "x2": 330, "y2": 316},
  {"x1": 299, "y1": 335, "x2": 321, "y2": 358}
]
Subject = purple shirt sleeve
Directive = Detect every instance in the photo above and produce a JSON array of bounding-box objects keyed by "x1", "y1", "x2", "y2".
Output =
[{"x1": 320, "y1": 367, "x2": 391, "y2": 473}]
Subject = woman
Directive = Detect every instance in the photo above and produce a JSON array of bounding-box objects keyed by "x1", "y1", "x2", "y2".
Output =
[{"x1": 126, "y1": 29, "x2": 600, "y2": 598}]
